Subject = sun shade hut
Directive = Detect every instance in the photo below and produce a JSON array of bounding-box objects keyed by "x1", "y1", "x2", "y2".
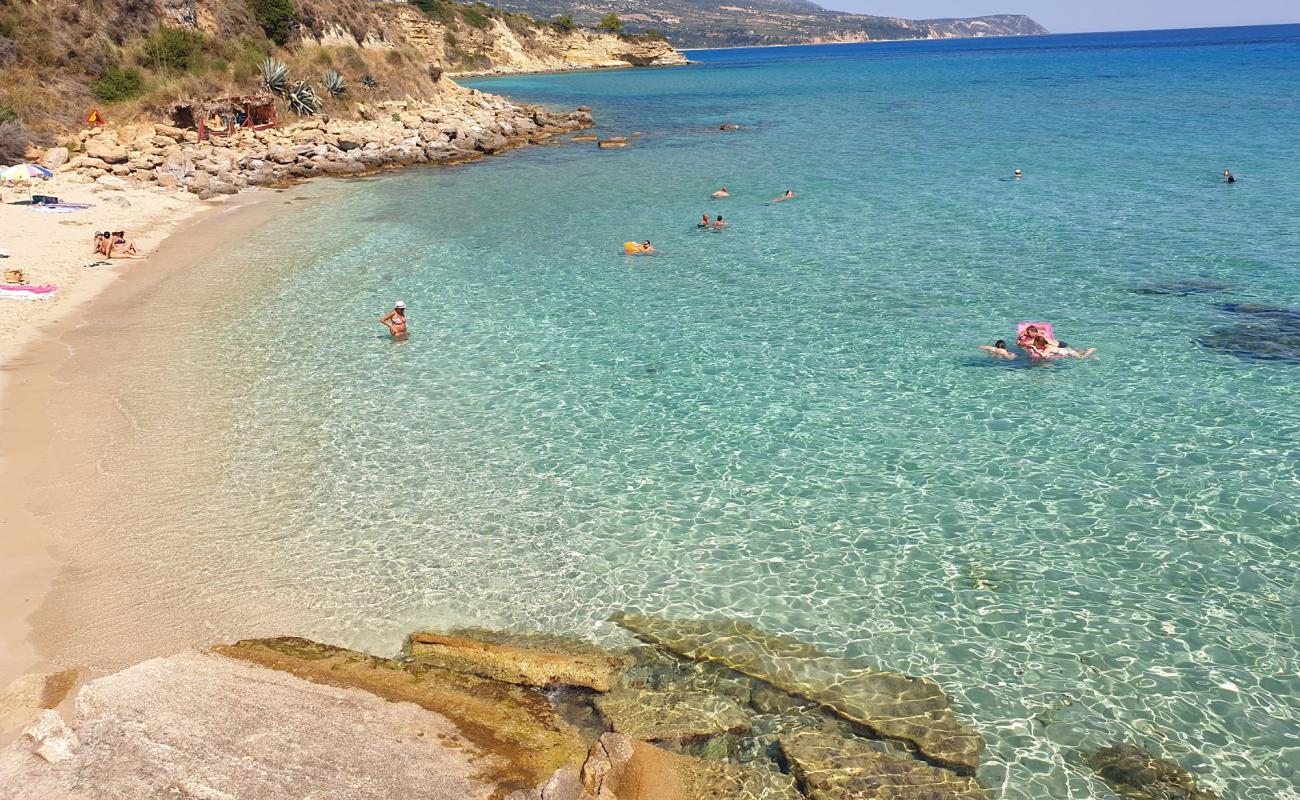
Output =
[{"x1": 169, "y1": 94, "x2": 278, "y2": 140}]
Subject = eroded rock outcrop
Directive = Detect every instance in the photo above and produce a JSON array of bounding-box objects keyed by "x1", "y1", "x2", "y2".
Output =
[
  {"x1": 1088, "y1": 742, "x2": 1220, "y2": 800},
  {"x1": 780, "y1": 732, "x2": 989, "y2": 799},
  {"x1": 404, "y1": 630, "x2": 631, "y2": 692},
  {"x1": 56, "y1": 88, "x2": 591, "y2": 199},
  {"x1": 0, "y1": 652, "x2": 500, "y2": 799},
  {"x1": 216, "y1": 636, "x2": 588, "y2": 794},
  {"x1": 611, "y1": 613, "x2": 983, "y2": 772}
]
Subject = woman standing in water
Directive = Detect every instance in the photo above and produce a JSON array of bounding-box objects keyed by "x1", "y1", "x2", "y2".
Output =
[{"x1": 380, "y1": 301, "x2": 408, "y2": 339}]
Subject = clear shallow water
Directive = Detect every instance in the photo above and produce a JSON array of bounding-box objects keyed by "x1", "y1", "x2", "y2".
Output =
[{"x1": 166, "y1": 27, "x2": 1298, "y2": 798}]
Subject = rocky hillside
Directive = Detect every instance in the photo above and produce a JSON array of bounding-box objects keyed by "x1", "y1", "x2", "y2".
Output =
[
  {"x1": 485, "y1": 0, "x2": 1047, "y2": 48},
  {"x1": 0, "y1": 0, "x2": 683, "y2": 150}
]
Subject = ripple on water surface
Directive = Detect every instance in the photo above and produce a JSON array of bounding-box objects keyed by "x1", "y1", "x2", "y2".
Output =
[{"x1": 98, "y1": 27, "x2": 1300, "y2": 800}]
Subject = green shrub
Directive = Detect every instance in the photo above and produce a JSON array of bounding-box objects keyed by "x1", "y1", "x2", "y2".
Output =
[
  {"x1": 91, "y1": 66, "x2": 144, "y2": 102},
  {"x1": 596, "y1": 13, "x2": 623, "y2": 33},
  {"x1": 0, "y1": 105, "x2": 16, "y2": 124},
  {"x1": 411, "y1": 0, "x2": 456, "y2": 26},
  {"x1": 249, "y1": 0, "x2": 300, "y2": 46},
  {"x1": 140, "y1": 26, "x2": 206, "y2": 73},
  {"x1": 549, "y1": 14, "x2": 576, "y2": 33},
  {"x1": 460, "y1": 6, "x2": 491, "y2": 30},
  {"x1": 444, "y1": 31, "x2": 457, "y2": 46}
]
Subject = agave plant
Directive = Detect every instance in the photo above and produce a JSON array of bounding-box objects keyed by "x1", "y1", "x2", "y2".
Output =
[
  {"x1": 259, "y1": 58, "x2": 289, "y2": 95},
  {"x1": 322, "y1": 69, "x2": 346, "y2": 97},
  {"x1": 362, "y1": 73, "x2": 379, "y2": 90},
  {"x1": 286, "y1": 80, "x2": 320, "y2": 116}
]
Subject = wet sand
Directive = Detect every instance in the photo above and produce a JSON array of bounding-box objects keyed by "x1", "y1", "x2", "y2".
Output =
[{"x1": 0, "y1": 192, "x2": 285, "y2": 691}]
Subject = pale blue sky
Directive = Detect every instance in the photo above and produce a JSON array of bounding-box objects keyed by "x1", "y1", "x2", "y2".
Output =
[{"x1": 830, "y1": 1, "x2": 1300, "y2": 32}]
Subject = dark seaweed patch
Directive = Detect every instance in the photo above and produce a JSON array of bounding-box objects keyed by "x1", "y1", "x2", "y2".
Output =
[
  {"x1": 1198, "y1": 304, "x2": 1300, "y2": 363},
  {"x1": 1132, "y1": 279, "x2": 1230, "y2": 296}
]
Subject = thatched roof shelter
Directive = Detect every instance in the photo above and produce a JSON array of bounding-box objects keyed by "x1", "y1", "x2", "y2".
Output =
[{"x1": 170, "y1": 94, "x2": 278, "y2": 140}]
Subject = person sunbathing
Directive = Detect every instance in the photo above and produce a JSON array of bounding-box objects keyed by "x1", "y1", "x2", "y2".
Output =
[
  {"x1": 109, "y1": 231, "x2": 143, "y2": 258},
  {"x1": 979, "y1": 340, "x2": 1016, "y2": 360}
]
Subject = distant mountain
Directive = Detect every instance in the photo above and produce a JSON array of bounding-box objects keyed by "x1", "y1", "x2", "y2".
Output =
[{"x1": 484, "y1": 0, "x2": 1048, "y2": 48}]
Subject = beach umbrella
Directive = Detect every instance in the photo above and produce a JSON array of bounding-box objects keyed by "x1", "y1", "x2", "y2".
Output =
[
  {"x1": 2, "y1": 163, "x2": 54, "y2": 181},
  {"x1": 1, "y1": 163, "x2": 54, "y2": 202}
]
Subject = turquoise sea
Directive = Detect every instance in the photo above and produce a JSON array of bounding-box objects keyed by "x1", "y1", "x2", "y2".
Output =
[{"x1": 134, "y1": 26, "x2": 1300, "y2": 798}]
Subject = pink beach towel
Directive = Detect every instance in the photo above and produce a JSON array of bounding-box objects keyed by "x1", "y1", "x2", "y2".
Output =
[{"x1": 0, "y1": 283, "x2": 59, "y2": 300}]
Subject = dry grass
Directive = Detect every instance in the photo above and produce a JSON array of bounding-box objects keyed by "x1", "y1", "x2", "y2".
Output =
[{"x1": 0, "y1": 0, "x2": 512, "y2": 140}]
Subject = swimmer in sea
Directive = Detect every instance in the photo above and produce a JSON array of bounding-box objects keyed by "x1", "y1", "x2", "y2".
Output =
[
  {"x1": 1223, "y1": 169, "x2": 1236, "y2": 184},
  {"x1": 711, "y1": 186, "x2": 729, "y2": 199},
  {"x1": 380, "y1": 300, "x2": 408, "y2": 339},
  {"x1": 979, "y1": 340, "x2": 1017, "y2": 360},
  {"x1": 770, "y1": 190, "x2": 795, "y2": 203},
  {"x1": 1018, "y1": 326, "x2": 1095, "y2": 359},
  {"x1": 712, "y1": 215, "x2": 727, "y2": 230},
  {"x1": 640, "y1": 240, "x2": 656, "y2": 254},
  {"x1": 699, "y1": 213, "x2": 711, "y2": 228},
  {"x1": 1014, "y1": 168, "x2": 1023, "y2": 179}
]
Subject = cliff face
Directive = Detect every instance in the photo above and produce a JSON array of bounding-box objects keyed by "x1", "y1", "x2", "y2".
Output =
[
  {"x1": 389, "y1": 6, "x2": 687, "y2": 75},
  {"x1": 483, "y1": 0, "x2": 1048, "y2": 48},
  {"x1": 920, "y1": 15, "x2": 1049, "y2": 39},
  {"x1": 0, "y1": 0, "x2": 684, "y2": 136}
]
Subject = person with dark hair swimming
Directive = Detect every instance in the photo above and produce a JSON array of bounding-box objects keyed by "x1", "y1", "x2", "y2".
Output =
[
  {"x1": 979, "y1": 340, "x2": 1017, "y2": 360},
  {"x1": 712, "y1": 215, "x2": 727, "y2": 230},
  {"x1": 1223, "y1": 169, "x2": 1236, "y2": 184}
]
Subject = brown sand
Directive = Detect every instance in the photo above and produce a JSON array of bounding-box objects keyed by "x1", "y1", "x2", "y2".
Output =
[{"x1": 0, "y1": 190, "x2": 282, "y2": 692}]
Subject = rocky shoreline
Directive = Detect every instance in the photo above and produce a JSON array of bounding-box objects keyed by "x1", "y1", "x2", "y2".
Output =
[
  {"x1": 51, "y1": 85, "x2": 594, "y2": 200},
  {"x1": 0, "y1": 614, "x2": 1219, "y2": 800}
]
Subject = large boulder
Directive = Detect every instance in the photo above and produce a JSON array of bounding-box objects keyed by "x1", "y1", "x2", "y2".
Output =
[
  {"x1": 611, "y1": 613, "x2": 983, "y2": 772},
  {"x1": 1088, "y1": 742, "x2": 1220, "y2": 800},
  {"x1": 42, "y1": 147, "x2": 70, "y2": 169},
  {"x1": 476, "y1": 134, "x2": 509, "y2": 154},
  {"x1": 780, "y1": 732, "x2": 990, "y2": 799},
  {"x1": 404, "y1": 630, "x2": 631, "y2": 692},
  {"x1": 594, "y1": 687, "x2": 751, "y2": 743},
  {"x1": 0, "y1": 652, "x2": 500, "y2": 799},
  {"x1": 216, "y1": 637, "x2": 588, "y2": 791},
  {"x1": 84, "y1": 138, "x2": 128, "y2": 164}
]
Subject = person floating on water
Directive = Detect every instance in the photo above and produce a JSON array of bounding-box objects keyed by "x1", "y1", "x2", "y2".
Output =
[
  {"x1": 979, "y1": 340, "x2": 1017, "y2": 360},
  {"x1": 770, "y1": 190, "x2": 795, "y2": 203},
  {"x1": 711, "y1": 186, "x2": 729, "y2": 199},
  {"x1": 712, "y1": 215, "x2": 727, "y2": 230},
  {"x1": 1223, "y1": 169, "x2": 1236, "y2": 184},
  {"x1": 1016, "y1": 324, "x2": 1095, "y2": 359},
  {"x1": 699, "y1": 213, "x2": 711, "y2": 228},
  {"x1": 1014, "y1": 169, "x2": 1024, "y2": 179},
  {"x1": 380, "y1": 300, "x2": 408, "y2": 339}
]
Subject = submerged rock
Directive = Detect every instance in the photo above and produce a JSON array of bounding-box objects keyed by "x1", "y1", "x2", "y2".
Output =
[
  {"x1": 1131, "y1": 280, "x2": 1229, "y2": 296},
  {"x1": 1197, "y1": 303, "x2": 1300, "y2": 364},
  {"x1": 403, "y1": 630, "x2": 631, "y2": 692},
  {"x1": 1088, "y1": 742, "x2": 1220, "y2": 800},
  {"x1": 611, "y1": 613, "x2": 983, "y2": 772},
  {"x1": 216, "y1": 636, "x2": 588, "y2": 794},
  {"x1": 582, "y1": 732, "x2": 801, "y2": 800},
  {"x1": 594, "y1": 687, "x2": 752, "y2": 743},
  {"x1": 780, "y1": 732, "x2": 989, "y2": 799}
]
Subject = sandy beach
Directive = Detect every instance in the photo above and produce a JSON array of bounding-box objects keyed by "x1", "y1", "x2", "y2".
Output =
[{"x1": 0, "y1": 183, "x2": 269, "y2": 690}]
